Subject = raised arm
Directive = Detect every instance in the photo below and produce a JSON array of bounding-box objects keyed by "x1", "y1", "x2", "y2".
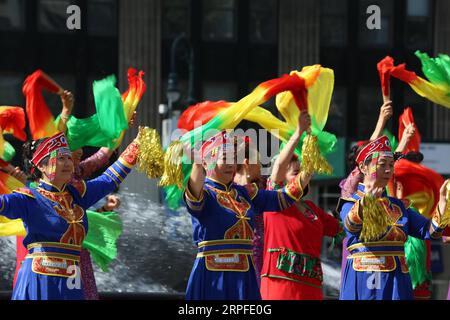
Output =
[
  {"x1": 57, "y1": 90, "x2": 74, "y2": 133},
  {"x1": 271, "y1": 110, "x2": 310, "y2": 184},
  {"x1": 186, "y1": 163, "x2": 206, "y2": 200},
  {"x1": 370, "y1": 100, "x2": 393, "y2": 141},
  {"x1": 78, "y1": 147, "x2": 113, "y2": 180},
  {"x1": 78, "y1": 110, "x2": 138, "y2": 179},
  {"x1": 0, "y1": 192, "x2": 30, "y2": 221},
  {"x1": 1, "y1": 164, "x2": 27, "y2": 184},
  {"x1": 77, "y1": 139, "x2": 139, "y2": 209},
  {"x1": 395, "y1": 123, "x2": 416, "y2": 153}
]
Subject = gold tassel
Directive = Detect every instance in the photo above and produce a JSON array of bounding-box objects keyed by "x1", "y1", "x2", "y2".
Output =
[
  {"x1": 438, "y1": 183, "x2": 450, "y2": 228},
  {"x1": 360, "y1": 195, "x2": 393, "y2": 242},
  {"x1": 301, "y1": 133, "x2": 333, "y2": 175},
  {"x1": 135, "y1": 127, "x2": 165, "y2": 179},
  {"x1": 159, "y1": 140, "x2": 184, "y2": 189}
]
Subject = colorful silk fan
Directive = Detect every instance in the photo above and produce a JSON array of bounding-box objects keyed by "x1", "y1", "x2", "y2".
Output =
[
  {"x1": 388, "y1": 159, "x2": 444, "y2": 219},
  {"x1": 378, "y1": 54, "x2": 450, "y2": 109},
  {"x1": 23, "y1": 68, "x2": 146, "y2": 151},
  {"x1": 65, "y1": 68, "x2": 146, "y2": 151},
  {"x1": 161, "y1": 72, "x2": 310, "y2": 208},
  {"x1": 162, "y1": 66, "x2": 336, "y2": 209},
  {"x1": 0, "y1": 106, "x2": 27, "y2": 158},
  {"x1": 1, "y1": 141, "x2": 16, "y2": 163},
  {"x1": 275, "y1": 66, "x2": 336, "y2": 174},
  {"x1": 377, "y1": 56, "x2": 394, "y2": 98},
  {"x1": 22, "y1": 70, "x2": 62, "y2": 139},
  {"x1": 65, "y1": 74, "x2": 128, "y2": 151},
  {"x1": 122, "y1": 68, "x2": 147, "y2": 121},
  {"x1": 113, "y1": 68, "x2": 147, "y2": 149},
  {"x1": 0, "y1": 107, "x2": 27, "y2": 141}
]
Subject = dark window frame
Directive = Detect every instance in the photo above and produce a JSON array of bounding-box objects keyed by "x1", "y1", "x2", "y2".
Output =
[
  {"x1": 0, "y1": 0, "x2": 119, "y2": 118},
  {"x1": 161, "y1": 0, "x2": 279, "y2": 111},
  {"x1": 320, "y1": 0, "x2": 435, "y2": 142}
]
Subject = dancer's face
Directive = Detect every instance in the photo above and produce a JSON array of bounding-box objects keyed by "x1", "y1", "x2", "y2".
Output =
[
  {"x1": 204, "y1": 150, "x2": 237, "y2": 184},
  {"x1": 360, "y1": 154, "x2": 394, "y2": 187},
  {"x1": 39, "y1": 154, "x2": 74, "y2": 185}
]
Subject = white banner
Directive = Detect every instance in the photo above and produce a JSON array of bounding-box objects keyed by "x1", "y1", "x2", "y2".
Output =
[{"x1": 421, "y1": 143, "x2": 450, "y2": 175}]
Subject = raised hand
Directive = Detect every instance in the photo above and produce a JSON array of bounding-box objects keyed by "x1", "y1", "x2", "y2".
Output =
[
  {"x1": 404, "y1": 123, "x2": 416, "y2": 140},
  {"x1": 103, "y1": 195, "x2": 121, "y2": 211},
  {"x1": 379, "y1": 100, "x2": 393, "y2": 123},
  {"x1": 298, "y1": 110, "x2": 311, "y2": 133},
  {"x1": 60, "y1": 90, "x2": 74, "y2": 116}
]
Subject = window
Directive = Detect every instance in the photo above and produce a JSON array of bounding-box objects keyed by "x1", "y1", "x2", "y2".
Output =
[
  {"x1": 324, "y1": 87, "x2": 347, "y2": 137},
  {"x1": 358, "y1": 0, "x2": 393, "y2": 47},
  {"x1": 405, "y1": 0, "x2": 432, "y2": 49},
  {"x1": 202, "y1": 81, "x2": 238, "y2": 102},
  {"x1": 403, "y1": 89, "x2": 432, "y2": 139},
  {"x1": 0, "y1": 0, "x2": 25, "y2": 31},
  {"x1": 0, "y1": 73, "x2": 25, "y2": 106},
  {"x1": 162, "y1": 0, "x2": 190, "y2": 39},
  {"x1": 249, "y1": 0, "x2": 277, "y2": 44},
  {"x1": 357, "y1": 86, "x2": 383, "y2": 139},
  {"x1": 202, "y1": 0, "x2": 236, "y2": 41},
  {"x1": 407, "y1": 0, "x2": 429, "y2": 16},
  {"x1": 88, "y1": 0, "x2": 117, "y2": 37},
  {"x1": 320, "y1": 0, "x2": 348, "y2": 47},
  {"x1": 38, "y1": 0, "x2": 72, "y2": 33}
]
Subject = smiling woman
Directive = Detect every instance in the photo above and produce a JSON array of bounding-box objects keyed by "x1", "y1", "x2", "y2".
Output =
[
  {"x1": 0, "y1": 131, "x2": 141, "y2": 300},
  {"x1": 338, "y1": 135, "x2": 450, "y2": 300}
]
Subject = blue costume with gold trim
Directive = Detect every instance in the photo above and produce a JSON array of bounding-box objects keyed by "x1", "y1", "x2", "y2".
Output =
[
  {"x1": 338, "y1": 183, "x2": 444, "y2": 300},
  {"x1": 184, "y1": 176, "x2": 304, "y2": 300},
  {"x1": 0, "y1": 158, "x2": 132, "y2": 300}
]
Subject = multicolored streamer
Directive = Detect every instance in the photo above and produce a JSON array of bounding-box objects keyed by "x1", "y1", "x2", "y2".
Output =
[
  {"x1": 162, "y1": 66, "x2": 336, "y2": 209},
  {"x1": 377, "y1": 56, "x2": 393, "y2": 98},
  {"x1": 0, "y1": 106, "x2": 27, "y2": 158},
  {"x1": 22, "y1": 70, "x2": 61, "y2": 139},
  {"x1": 379, "y1": 54, "x2": 450, "y2": 109},
  {"x1": 65, "y1": 75, "x2": 128, "y2": 151}
]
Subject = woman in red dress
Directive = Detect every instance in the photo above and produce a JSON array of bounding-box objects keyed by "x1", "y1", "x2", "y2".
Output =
[{"x1": 260, "y1": 111, "x2": 343, "y2": 300}]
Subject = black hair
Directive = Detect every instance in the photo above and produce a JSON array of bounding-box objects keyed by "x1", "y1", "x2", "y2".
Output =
[
  {"x1": 22, "y1": 138, "x2": 49, "y2": 182},
  {"x1": 404, "y1": 151, "x2": 424, "y2": 163},
  {"x1": 394, "y1": 151, "x2": 424, "y2": 163}
]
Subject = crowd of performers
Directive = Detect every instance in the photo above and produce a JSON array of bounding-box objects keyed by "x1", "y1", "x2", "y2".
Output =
[{"x1": 1, "y1": 51, "x2": 450, "y2": 300}]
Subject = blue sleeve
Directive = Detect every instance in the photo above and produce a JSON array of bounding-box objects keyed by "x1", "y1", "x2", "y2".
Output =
[
  {"x1": 80, "y1": 158, "x2": 132, "y2": 209},
  {"x1": 407, "y1": 208, "x2": 431, "y2": 240},
  {"x1": 0, "y1": 192, "x2": 30, "y2": 220},
  {"x1": 340, "y1": 200, "x2": 363, "y2": 236},
  {"x1": 183, "y1": 185, "x2": 211, "y2": 219}
]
